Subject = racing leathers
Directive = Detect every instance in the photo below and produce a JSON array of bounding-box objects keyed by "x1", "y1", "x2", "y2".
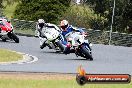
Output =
[
  {"x1": 60, "y1": 25, "x2": 85, "y2": 54},
  {"x1": 36, "y1": 23, "x2": 60, "y2": 49}
]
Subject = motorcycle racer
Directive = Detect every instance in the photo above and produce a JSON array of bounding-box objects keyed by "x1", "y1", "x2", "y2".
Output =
[
  {"x1": 60, "y1": 20, "x2": 85, "y2": 54},
  {"x1": 35, "y1": 19, "x2": 45, "y2": 37},
  {"x1": 35, "y1": 19, "x2": 60, "y2": 49},
  {"x1": 0, "y1": 18, "x2": 13, "y2": 33},
  {"x1": 0, "y1": 17, "x2": 19, "y2": 43},
  {"x1": 60, "y1": 20, "x2": 85, "y2": 36}
]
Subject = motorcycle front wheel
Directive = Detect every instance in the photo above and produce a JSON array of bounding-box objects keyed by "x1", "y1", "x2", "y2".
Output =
[
  {"x1": 56, "y1": 41, "x2": 64, "y2": 52},
  {"x1": 2, "y1": 38, "x2": 6, "y2": 42},
  {"x1": 81, "y1": 46, "x2": 93, "y2": 61}
]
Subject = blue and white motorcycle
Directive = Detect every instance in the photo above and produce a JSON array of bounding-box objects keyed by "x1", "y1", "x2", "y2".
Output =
[{"x1": 65, "y1": 28, "x2": 93, "y2": 60}]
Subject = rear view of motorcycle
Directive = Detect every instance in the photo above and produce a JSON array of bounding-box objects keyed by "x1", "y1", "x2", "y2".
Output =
[
  {"x1": 66, "y1": 28, "x2": 93, "y2": 61},
  {"x1": 0, "y1": 18, "x2": 19, "y2": 43}
]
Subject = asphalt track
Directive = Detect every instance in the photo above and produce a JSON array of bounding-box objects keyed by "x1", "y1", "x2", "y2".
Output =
[{"x1": 0, "y1": 36, "x2": 132, "y2": 75}]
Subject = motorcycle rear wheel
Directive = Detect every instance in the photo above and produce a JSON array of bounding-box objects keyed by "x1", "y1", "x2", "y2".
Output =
[{"x1": 8, "y1": 32, "x2": 19, "y2": 43}]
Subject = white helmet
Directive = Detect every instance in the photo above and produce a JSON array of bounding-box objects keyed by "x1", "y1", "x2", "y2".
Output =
[
  {"x1": 60, "y1": 20, "x2": 69, "y2": 30},
  {"x1": 38, "y1": 19, "x2": 45, "y2": 23}
]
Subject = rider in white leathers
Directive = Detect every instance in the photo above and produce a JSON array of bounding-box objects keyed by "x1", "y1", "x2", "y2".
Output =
[{"x1": 35, "y1": 19, "x2": 60, "y2": 49}]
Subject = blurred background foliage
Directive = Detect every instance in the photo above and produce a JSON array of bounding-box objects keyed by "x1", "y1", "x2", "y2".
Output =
[{"x1": 0, "y1": 0, "x2": 132, "y2": 33}]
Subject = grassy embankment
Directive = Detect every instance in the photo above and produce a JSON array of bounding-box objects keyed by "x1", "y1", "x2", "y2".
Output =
[{"x1": 0, "y1": 48, "x2": 22, "y2": 62}]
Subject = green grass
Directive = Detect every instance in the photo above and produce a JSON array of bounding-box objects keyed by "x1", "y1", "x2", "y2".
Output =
[
  {"x1": 0, "y1": 48, "x2": 23, "y2": 62},
  {"x1": 0, "y1": 78, "x2": 131, "y2": 88}
]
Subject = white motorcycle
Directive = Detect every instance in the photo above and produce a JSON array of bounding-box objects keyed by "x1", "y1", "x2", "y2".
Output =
[
  {"x1": 65, "y1": 29, "x2": 93, "y2": 60},
  {"x1": 39, "y1": 26, "x2": 65, "y2": 52}
]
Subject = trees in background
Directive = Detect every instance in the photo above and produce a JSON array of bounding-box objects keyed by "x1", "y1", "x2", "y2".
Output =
[
  {"x1": 14, "y1": 0, "x2": 71, "y2": 23},
  {"x1": 86, "y1": 0, "x2": 132, "y2": 33},
  {"x1": 0, "y1": 0, "x2": 19, "y2": 16},
  {"x1": 1, "y1": 0, "x2": 131, "y2": 33},
  {"x1": 61, "y1": 4, "x2": 107, "y2": 30},
  {"x1": 0, "y1": 0, "x2": 2, "y2": 8}
]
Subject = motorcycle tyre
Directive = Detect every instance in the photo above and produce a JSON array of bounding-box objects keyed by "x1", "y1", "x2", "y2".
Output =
[
  {"x1": 8, "y1": 32, "x2": 19, "y2": 43},
  {"x1": 56, "y1": 41, "x2": 64, "y2": 52},
  {"x1": 2, "y1": 38, "x2": 6, "y2": 42},
  {"x1": 81, "y1": 46, "x2": 93, "y2": 61}
]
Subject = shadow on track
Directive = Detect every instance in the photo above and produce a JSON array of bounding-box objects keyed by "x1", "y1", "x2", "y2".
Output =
[
  {"x1": 0, "y1": 40, "x2": 18, "y2": 44},
  {"x1": 41, "y1": 50, "x2": 64, "y2": 55},
  {"x1": 64, "y1": 58, "x2": 92, "y2": 61}
]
